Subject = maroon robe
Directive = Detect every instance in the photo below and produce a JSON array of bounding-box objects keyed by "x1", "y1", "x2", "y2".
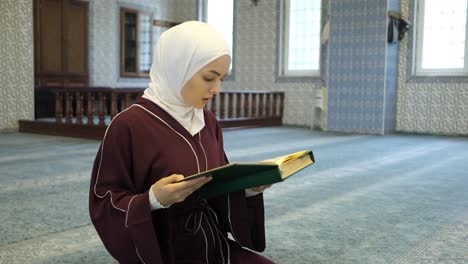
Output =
[{"x1": 89, "y1": 97, "x2": 273, "y2": 264}]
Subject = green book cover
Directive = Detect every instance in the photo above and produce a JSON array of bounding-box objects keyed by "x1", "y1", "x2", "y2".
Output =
[{"x1": 179, "y1": 150, "x2": 315, "y2": 198}]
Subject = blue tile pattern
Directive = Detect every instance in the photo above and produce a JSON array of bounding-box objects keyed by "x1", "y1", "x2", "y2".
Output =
[
  {"x1": 384, "y1": 0, "x2": 400, "y2": 133},
  {"x1": 327, "y1": 0, "x2": 390, "y2": 134}
]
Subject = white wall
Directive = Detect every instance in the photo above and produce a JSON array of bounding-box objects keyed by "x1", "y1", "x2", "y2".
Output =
[
  {"x1": 0, "y1": 0, "x2": 34, "y2": 130},
  {"x1": 90, "y1": 0, "x2": 320, "y2": 127},
  {"x1": 88, "y1": 0, "x2": 198, "y2": 87},
  {"x1": 221, "y1": 0, "x2": 321, "y2": 127}
]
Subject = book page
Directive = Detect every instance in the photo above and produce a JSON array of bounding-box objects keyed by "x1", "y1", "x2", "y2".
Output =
[
  {"x1": 280, "y1": 154, "x2": 314, "y2": 180},
  {"x1": 260, "y1": 150, "x2": 311, "y2": 165}
]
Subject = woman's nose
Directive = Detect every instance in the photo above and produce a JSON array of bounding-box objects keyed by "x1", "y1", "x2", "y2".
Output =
[{"x1": 211, "y1": 83, "x2": 221, "y2": 95}]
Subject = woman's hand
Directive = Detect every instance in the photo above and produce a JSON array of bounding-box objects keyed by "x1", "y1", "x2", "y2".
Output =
[
  {"x1": 247, "y1": 184, "x2": 273, "y2": 193},
  {"x1": 151, "y1": 174, "x2": 212, "y2": 207}
]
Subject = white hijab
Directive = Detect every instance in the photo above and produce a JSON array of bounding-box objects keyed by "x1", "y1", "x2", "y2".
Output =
[{"x1": 143, "y1": 21, "x2": 231, "y2": 136}]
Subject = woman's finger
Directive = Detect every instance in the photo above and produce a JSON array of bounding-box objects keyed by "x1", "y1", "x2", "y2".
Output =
[
  {"x1": 158, "y1": 174, "x2": 185, "y2": 185},
  {"x1": 187, "y1": 177, "x2": 212, "y2": 193},
  {"x1": 171, "y1": 176, "x2": 209, "y2": 192},
  {"x1": 179, "y1": 177, "x2": 211, "y2": 199}
]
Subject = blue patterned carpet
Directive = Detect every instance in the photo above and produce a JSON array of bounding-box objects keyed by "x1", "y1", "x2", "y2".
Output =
[{"x1": 0, "y1": 127, "x2": 467, "y2": 263}]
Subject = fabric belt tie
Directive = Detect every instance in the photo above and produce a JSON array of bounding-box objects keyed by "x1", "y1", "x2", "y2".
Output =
[{"x1": 184, "y1": 199, "x2": 231, "y2": 264}]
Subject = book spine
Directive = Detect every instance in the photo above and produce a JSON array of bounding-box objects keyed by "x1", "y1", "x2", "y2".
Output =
[
  {"x1": 309, "y1": 151, "x2": 315, "y2": 162},
  {"x1": 198, "y1": 168, "x2": 283, "y2": 198}
]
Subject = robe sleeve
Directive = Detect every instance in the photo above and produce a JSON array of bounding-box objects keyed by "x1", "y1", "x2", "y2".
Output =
[
  {"x1": 211, "y1": 119, "x2": 267, "y2": 252},
  {"x1": 89, "y1": 118, "x2": 164, "y2": 263}
]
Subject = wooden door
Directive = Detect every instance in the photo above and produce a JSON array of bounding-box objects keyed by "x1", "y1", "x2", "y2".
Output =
[
  {"x1": 34, "y1": 0, "x2": 64, "y2": 77},
  {"x1": 34, "y1": 0, "x2": 89, "y2": 117},
  {"x1": 65, "y1": 0, "x2": 88, "y2": 78},
  {"x1": 34, "y1": 0, "x2": 89, "y2": 87}
]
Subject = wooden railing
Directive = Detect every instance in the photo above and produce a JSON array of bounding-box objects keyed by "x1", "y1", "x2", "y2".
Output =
[
  {"x1": 19, "y1": 86, "x2": 284, "y2": 139},
  {"x1": 208, "y1": 91, "x2": 284, "y2": 121},
  {"x1": 50, "y1": 86, "x2": 143, "y2": 126}
]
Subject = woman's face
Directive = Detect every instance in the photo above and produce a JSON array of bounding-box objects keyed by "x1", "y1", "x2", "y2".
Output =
[{"x1": 181, "y1": 55, "x2": 231, "y2": 109}]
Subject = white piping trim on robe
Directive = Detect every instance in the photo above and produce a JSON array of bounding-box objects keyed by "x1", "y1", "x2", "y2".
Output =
[
  {"x1": 136, "y1": 103, "x2": 220, "y2": 261},
  {"x1": 136, "y1": 104, "x2": 237, "y2": 263},
  {"x1": 135, "y1": 247, "x2": 147, "y2": 264},
  {"x1": 205, "y1": 206, "x2": 227, "y2": 264},
  {"x1": 94, "y1": 106, "x2": 137, "y2": 212},
  {"x1": 95, "y1": 104, "x2": 202, "y2": 264},
  {"x1": 227, "y1": 194, "x2": 244, "y2": 248},
  {"x1": 198, "y1": 131, "x2": 209, "y2": 171},
  {"x1": 200, "y1": 225, "x2": 210, "y2": 264},
  {"x1": 134, "y1": 104, "x2": 201, "y2": 173},
  {"x1": 216, "y1": 144, "x2": 244, "y2": 249},
  {"x1": 125, "y1": 194, "x2": 139, "y2": 228},
  {"x1": 199, "y1": 132, "x2": 233, "y2": 264}
]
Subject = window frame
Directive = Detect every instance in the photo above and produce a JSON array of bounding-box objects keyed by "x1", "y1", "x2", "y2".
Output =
[
  {"x1": 199, "y1": 0, "x2": 235, "y2": 81},
  {"x1": 280, "y1": 0, "x2": 322, "y2": 78},
  {"x1": 414, "y1": 0, "x2": 468, "y2": 76},
  {"x1": 119, "y1": 7, "x2": 153, "y2": 78}
]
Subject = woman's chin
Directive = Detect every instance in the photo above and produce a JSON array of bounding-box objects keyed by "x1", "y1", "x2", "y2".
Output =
[{"x1": 193, "y1": 103, "x2": 205, "y2": 109}]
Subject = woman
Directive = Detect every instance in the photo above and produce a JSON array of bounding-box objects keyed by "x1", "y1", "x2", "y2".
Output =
[{"x1": 89, "y1": 21, "x2": 274, "y2": 264}]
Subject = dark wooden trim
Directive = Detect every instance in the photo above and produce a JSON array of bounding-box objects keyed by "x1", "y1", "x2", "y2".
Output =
[
  {"x1": 19, "y1": 117, "x2": 283, "y2": 140},
  {"x1": 119, "y1": 7, "x2": 126, "y2": 78},
  {"x1": 218, "y1": 90, "x2": 275, "y2": 94},
  {"x1": 61, "y1": 0, "x2": 66, "y2": 76},
  {"x1": 119, "y1": 7, "x2": 152, "y2": 78},
  {"x1": 39, "y1": 86, "x2": 145, "y2": 93},
  {"x1": 153, "y1": 19, "x2": 180, "y2": 27},
  {"x1": 211, "y1": 94, "x2": 217, "y2": 116},
  {"x1": 23, "y1": 86, "x2": 285, "y2": 139},
  {"x1": 220, "y1": 93, "x2": 225, "y2": 119},
  {"x1": 236, "y1": 93, "x2": 241, "y2": 117},
  {"x1": 66, "y1": 0, "x2": 89, "y2": 75},
  {"x1": 36, "y1": 85, "x2": 108, "y2": 91},
  {"x1": 19, "y1": 120, "x2": 107, "y2": 140},
  {"x1": 135, "y1": 10, "x2": 140, "y2": 77},
  {"x1": 36, "y1": 72, "x2": 90, "y2": 78},
  {"x1": 33, "y1": 0, "x2": 40, "y2": 84},
  {"x1": 113, "y1": 87, "x2": 145, "y2": 93},
  {"x1": 219, "y1": 117, "x2": 283, "y2": 129}
]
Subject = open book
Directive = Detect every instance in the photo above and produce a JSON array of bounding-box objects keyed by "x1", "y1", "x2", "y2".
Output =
[{"x1": 178, "y1": 150, "x2": 315, "y2": 198}]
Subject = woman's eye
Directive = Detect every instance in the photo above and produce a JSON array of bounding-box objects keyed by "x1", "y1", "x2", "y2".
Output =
[{"x1": 204, "y1": 77, "x2": 214, "y2": 82}]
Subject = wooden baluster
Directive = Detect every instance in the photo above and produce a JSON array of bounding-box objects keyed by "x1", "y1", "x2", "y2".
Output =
[
  {"x1": 87, "y1": 92, "x2": 93, "y2": 125},
  {"x1": 258, "y1": 93, "x2": 264, "y2": 117},
  {"x1": 65, "y1": 92, "x2": 72, "y2": 124},
  {"x1": 124, "y1": 93, "x2": 131, "y2": 109},
  {"x1": 265, "y1": 93, "x2": 271, "y2": 117},
  {"x1": 220, "y1": 93, "x2": 225, "y2": 119},
  {"x1": 55, "y1": 91, "x2": 63, "y2": 124},
  {"x1": 243, "y1": 93, "x2": 249, "y2": 118},
  {"x1": 228, "y1": 92, "x2": 233, "y2": 118},
  {"x1": 110, "y1": 92, "x2": 118, "y2": 120},
  {"x1": 279, "y1": 93, "x2": 285, "y2": 118},
  {"x1": 272, "y1": 93, "x2": 278, "y2": 117},
  {"x1": 98, "y1": 92, "x2": 105, "y2": 126},
  {"x1": 236, "y1": 93, "x2": 241, "y2": 118},
  {"x1": 252, "y1": 93, "x2": 257, "y2": 117},
  {"x1": 211, "y1": 95, "x2": 217, "y2": 117},
  {"x1": 76, "y1": 92, "x2": 83, "y2": 125}
]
